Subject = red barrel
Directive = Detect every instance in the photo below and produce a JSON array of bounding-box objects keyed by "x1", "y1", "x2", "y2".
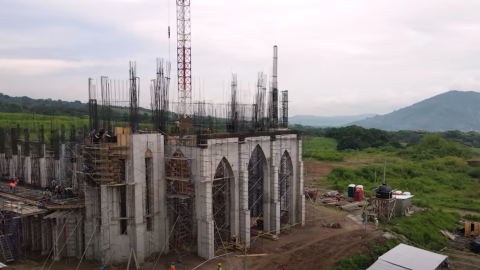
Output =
[{"x1": 354, "y1": 187, "x2": 364, "y2": 201}]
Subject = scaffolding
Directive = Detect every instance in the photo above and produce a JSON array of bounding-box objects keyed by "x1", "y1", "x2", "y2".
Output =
[
  {"x1": 212, "y1": 157, "x2": 231, "y2": 251},
  {"x1": 165, "y1": 136, "x2": 196, "y2": 258},
  {"x1": 248, "y1": 142, "x2": 266, "y2": 233}
]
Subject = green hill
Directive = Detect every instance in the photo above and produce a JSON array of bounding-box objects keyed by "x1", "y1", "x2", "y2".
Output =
[
  {"x1": 289, "y1": 114, "x2": 376, "y2": 127},
  {"x1": 348, "y1": 90, "x2": 480, "y2": 131}
]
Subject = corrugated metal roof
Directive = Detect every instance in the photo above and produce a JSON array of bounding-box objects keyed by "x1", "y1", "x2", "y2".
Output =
[
  {"x1": 367, "y1": 259, "x2": 405, "y2": 270},
  {"x1": 367, "y1": 244, "x2": 447, "y2": 270}
]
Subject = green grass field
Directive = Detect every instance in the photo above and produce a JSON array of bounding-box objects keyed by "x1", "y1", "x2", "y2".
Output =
[{"x1": 0, "y1": 112, "x2": 88, "y2": 131}]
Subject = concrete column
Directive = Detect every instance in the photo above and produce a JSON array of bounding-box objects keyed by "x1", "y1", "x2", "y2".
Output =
[
  {"x1": 155, "y1": 134, "x2": 168, "y2": 254},
  {"x1": 131, "y1": 135, "x2": 146, "y2": 263},
  {"x1": 59, "y1": 144, "x2": 66, "y2": 185},
  {"x1": 41, "y1": 219, "x2": 48, "y2": 255},
  {"x1": 53, "y1": 221, "x2": 62, "y2": 261},
  {"x1": 238, "y1": 141, "x2": 250, "y2": 247},
  {"x1": 54, "y1": 160, "x2": 60, "y2": 183},
  {"x1": 24, "y1": 157, "x2": 31, "y2": 184},
  {"x1": 230, "y1": 165, "x2": 239, "y2": 241},
  {"x1": 197, "y1": 179, "x2": 214, "y2": 259},
  {"x1": 297, "y1": 138, "x2": 305, "y2": 226},
  {"x1": 39, "y1": 158, "x2": 47, "y2": 187},
  {"x1": 9, "y1": 156, "x2": 15, "y2": 179},
  {"x1": 0, "y1": 154, "x2": 5, "y2": 176},
  {"x1": 83, "y1": 186, "x2": 95, "y2": 259},
  {"x1": 270, "y1": 165, "x2": 280, "y2": 234}
]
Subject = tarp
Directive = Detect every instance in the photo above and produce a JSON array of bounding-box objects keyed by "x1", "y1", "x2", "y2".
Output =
[
  {"x1": 367, "y1": 244, "x2": 447, "y2": 270},
  {"x1": 471, "y1": 236, "x2": 480, "y2": 254}
]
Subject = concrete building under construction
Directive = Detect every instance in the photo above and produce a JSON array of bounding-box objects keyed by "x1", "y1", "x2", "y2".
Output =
[{"x1": 0, "y1": 46, "x2": 304, "y2": 267}]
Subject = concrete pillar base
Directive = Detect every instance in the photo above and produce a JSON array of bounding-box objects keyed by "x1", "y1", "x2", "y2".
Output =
[{"x1": 239, "y1": 210, "x2": 251, "y2": 247}]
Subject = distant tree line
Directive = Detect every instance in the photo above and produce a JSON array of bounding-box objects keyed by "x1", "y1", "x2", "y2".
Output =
[
  {"x1": 291, "y1": 123, "x2": 480, "y2": 151},
  {"x1": 0, "y1": 93, "x2": 88, "y2": 117},
  {"x1": 324, "y1": 126, "x2": 402, "y2": 150}
]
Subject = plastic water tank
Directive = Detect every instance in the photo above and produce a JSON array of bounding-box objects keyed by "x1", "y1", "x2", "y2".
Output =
[
  {"x1": 403, "y1": 192, "x2": 411, "y2": 196},
  {"x1": 348, "y1": 184, "x2": 356, "y2": 198}
]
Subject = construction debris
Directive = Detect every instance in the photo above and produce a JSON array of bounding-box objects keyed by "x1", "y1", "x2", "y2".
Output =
[
  {"x1": 322, "y1": 191, "x2": 339, "y2": 197},
  {"x1": 260, "y1": 233, "x2": 280, "y2": 241},
  {"x1": 440, "y1": 230, "x2": 456, "y2": 241},
  {"x1": 323, "y1": 223, "x2": 341, "y2": 229},
  {"x1": 340, "y1": 202, "x2": 362, "y2": 212}
]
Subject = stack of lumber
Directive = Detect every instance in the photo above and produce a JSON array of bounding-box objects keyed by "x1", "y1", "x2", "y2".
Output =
[{"x1": 440, "y1": 230, "x2": 456, "y2": 240}]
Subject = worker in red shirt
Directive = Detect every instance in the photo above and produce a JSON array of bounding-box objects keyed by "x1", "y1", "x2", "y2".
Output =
[
  {"x1": 9, "y1": 181, "x2": 16, "y2": 193},
  {"x1": 335, "y1": 194, "x2": 340, "y2": 201}
]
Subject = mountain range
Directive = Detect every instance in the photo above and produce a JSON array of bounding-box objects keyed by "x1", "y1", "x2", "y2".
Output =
[
  {"x1": 289, "y1": 114, "x2": 376, "y2": 127},
  {"x1": 2, "y1": 90, "x2": 480, "y2": 132},
  {"x1": 348, "y1": 90, "x2": 480, "y2": 131}
]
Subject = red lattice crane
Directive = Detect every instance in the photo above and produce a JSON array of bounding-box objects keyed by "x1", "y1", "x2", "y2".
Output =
[{"x1": 176, "y1": 0, "x2": 192, "y2": 118}]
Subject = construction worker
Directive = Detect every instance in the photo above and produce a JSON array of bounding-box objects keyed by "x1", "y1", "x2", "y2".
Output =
[
  {"x1": 9, "y1": 181, "x2": 16, "y2": 193},
  {"x1": 14, "y1": 176, "x2": 19, "y2": 186},
  {"x1": 335, "y1": 194, "x2": 340, "y2": 201},
  {"x1": 174, "y1": 120, "x2": 180, "y2": 133},
  {"x1": 56, "y1": 185, "x2": 62, "y2": 198},
  {"x1": 64, "y1": 187, "x2": 74, "y2": 198},
  {"x1": 170, "y1": 262, "x2": 175, "y2": 270},
  {"x1": 375, "y1": 218, "x2": 379, "y2": 230},
  {"x1": 217, "y1": 263, "x2": 222, "y2": 270},
  {"x1": 362, "y1": 211, "x2": 366, "y2": 222},
  {"x1": 232, "y1": 235, "x2": 237, "y2": 251},
  {"x1": 51, "y1": 179, "x2": 56, "y2": 188}
]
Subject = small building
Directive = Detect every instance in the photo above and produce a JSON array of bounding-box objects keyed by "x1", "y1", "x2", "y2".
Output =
[
  {"x1": 394, "y1": 194, "x2": 414, "y2": 217},
  {"x1": 367, "y1": 244, "x2": 449, "y2": 270}
]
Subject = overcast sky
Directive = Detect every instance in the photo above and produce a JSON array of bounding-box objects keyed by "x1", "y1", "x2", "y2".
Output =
[{"x1": 2, "y1": 0, "x2": 480, "y2": 116}]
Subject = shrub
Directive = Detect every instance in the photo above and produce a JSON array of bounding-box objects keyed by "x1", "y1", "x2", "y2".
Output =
[
  {"x1": 313, "y1": 151, "x2": 345, "y2": 161},
  {"x1": 467, "y1": 168, "x2": 480, "y2": 178},
  {"x1": 464, "y1": 214, "x2": 480, "y2": 222},
  {"x1": 392, "y1": 209, "x2": 460, "y2": 250}
]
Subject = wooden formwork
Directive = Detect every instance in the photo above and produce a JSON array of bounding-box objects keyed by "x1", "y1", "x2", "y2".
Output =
[{"x1": 466, "y1": 221, "x2": 480, "y2": 237}]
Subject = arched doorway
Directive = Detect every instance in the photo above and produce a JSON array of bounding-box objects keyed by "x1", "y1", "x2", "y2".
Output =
[
  {"x1": 248, "y1": 145, "x2": 267, "y2": 230},
  {"x1": 165, "y1": 149, "x2": 196, "y2": 255},
  {"x1": 279, "y1": 151, "x2": 293, "y2": 232},
  {"x1": 212, "y1": 158, "x2": 233, "y2": 250}
]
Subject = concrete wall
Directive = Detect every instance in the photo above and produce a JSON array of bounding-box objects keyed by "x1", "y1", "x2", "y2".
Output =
[
  {"x1": 4, "y1": 132, "x2": 302, "y2": 264},
  {"x1": 189, "y1": 133, "x2": 302, "y2": 259}
]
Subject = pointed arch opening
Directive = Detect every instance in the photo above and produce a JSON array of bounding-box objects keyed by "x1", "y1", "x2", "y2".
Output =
[
  {"x1": 165, "y1": 148, "x2": 196, "y2": 255},
  {"x1": 212, "y1": 157, "x2": 233, "y2": 250},
  {"x1": 279, "y1": 150, "x2": 293, "y2": 232},
  {"x1": 248, "y1": 145, "x2": 267, "y2": 230}
]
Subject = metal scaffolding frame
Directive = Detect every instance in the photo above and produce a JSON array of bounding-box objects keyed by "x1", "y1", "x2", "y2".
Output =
[
  {"x1": 212, "y1": 158, "x2": 231, "y2": 251},
  {"x1": 248, "y1": 143, "x2": 266, "y2": 231},
  {"x1": 165, "y1": 137, "x2": 197, "y2": 259}
]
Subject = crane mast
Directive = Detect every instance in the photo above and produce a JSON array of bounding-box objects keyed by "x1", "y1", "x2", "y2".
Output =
[{"x1": 176, "y1": 0, "x2": 192, "y2": 118}]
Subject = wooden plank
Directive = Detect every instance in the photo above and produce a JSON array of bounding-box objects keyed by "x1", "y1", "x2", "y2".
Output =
[
  {"x1": 235, "y1": 254, "x2": 268, "y2": 258},
  {"x1": 465, "y1": 221, "x2": 472, "y2": 237}
]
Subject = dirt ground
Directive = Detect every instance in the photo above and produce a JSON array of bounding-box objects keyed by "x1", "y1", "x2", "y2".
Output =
[
  {"x1": 10, "y1": 160, "x2": 480, "y2": 270},
  {"x1": 9, "y1": 205, "x2": 376, "y2": 270}
]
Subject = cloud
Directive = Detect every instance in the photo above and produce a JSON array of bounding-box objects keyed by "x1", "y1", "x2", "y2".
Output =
[{"x1": 3, "y1": 0, "x2": 480, "y2": 116}]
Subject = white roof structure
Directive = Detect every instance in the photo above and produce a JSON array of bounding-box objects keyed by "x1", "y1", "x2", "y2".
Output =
[{"x1": 367, "y1": 244, "x2": 447, "y2": 270}]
